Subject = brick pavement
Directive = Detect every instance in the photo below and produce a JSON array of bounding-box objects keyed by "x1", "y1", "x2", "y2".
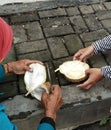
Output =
[{"x1": 1, "y1": 1, "x2": 111, "y2": 130}]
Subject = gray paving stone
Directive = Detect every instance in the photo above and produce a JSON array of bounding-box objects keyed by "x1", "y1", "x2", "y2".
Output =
[
  {"x1": 89, "y1": 54, "x2": 107, "y2": 68},
  {"x1": 79, "y1": 5, "x2": 94, "y2": 14},
  {"x1": 101, "y1": 19, "x2": 111, "y2": 33},
  {"x1": 70, "y1": 15, "x2": 88, "y2": 33},
  {"x1": 11, "y1": 83, "x2": 111, "y2": 129},
  {"x1": 15, "y1": 40, "x2": 48, "y2": 55},
  {"x1": 18, "y1": 75, "x2": 26, "y2": 94},
  {"x1": 80, "y1": 29, "x2": 108, "y2": 42},
  {"x1": 0, "y1": 82, "x2": 18, "y2": 101},
  {"x1": 47, "y1": 37, "x2": 69, "y2": 59},
  {"x1": 96, "y1": 10, "x2": 111, "y2": 20},
  {"x1": 18, "y1": 50, "x2": 51, "y2": 62},
  {"x1": 66, "y1": 7, "x2": 80, "y2": 16},
  {"x1": 44, "y1": 25, "x2": 74, "y2": 37},
  {"x1": 40, "y1": 17, "x2": 70, "y2": 28},
  {"x1": 1, "y1": 17, "x2": 9, "y2": 23},
  {"x1": 92, "y1": 3, "x2": 106, "y2": 11},
  {"x1": 12, "y1": 25, "x2": 27, "y2": 44},
  {"x1": 104, "y1": 2, "x2": 111, "y2": 10},
  {"x1": 1, "y1": 46, "x2": 16, "y2": 63},
  {"x1": 24, "y1": 22, "x2": 44, "y2": 41},
  {"x1": 0, "y1": 2, "x2": 57, "y2": 16},
  {"x1": 64, "y1": 34, "x2": 83, "y2": 55},
  {"x1": 10, "y1": 11, "x2": 39, "y2": 24},
  {"x1": 84, "y1": 14, "x2": 102, "y2": 31},
  {"x1": 38, "y1": 8, "x2": 67, "y2": 18},
  {"x1": 2, "y1": 95, "x2": 41, "y2": 117}
]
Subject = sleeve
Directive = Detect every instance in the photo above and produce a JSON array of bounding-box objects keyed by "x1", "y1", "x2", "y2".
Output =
[
  {"x1": 0, "y1": 104, "x2": 18, "y2": 130},
  {"x1": 101, "y1": 66, "x2": 111, "y2": 79},
  {"x1": 92, "y1": 35, "x2": 111, "y2": 55},
  {"x1": 37, "y1": 117, "x2": 55, "y2": 130},
  {"x1": 0, "y1": 64, "x2": 5, "y2": 83}
]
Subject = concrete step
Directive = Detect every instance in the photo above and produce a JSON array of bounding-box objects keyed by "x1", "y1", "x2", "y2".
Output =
[{"x1": 2, "y1": 79, "x2": 111, "y2": 130}]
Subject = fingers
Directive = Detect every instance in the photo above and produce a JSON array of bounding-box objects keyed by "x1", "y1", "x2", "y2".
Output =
[
  {"x1": 73, "y1": 52, "x2": 82, "y2": 61},
  {"x1": 25, "y1": 59, "x2": 43, "y2": 65},
  {"x1": 52, "y1": 85, "x2": 62, "y2": 97},
  {"x1": 41, "y1": 92, "x2": 48, "y2": 106}
]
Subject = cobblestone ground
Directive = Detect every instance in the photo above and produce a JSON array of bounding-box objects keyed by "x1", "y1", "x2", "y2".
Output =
[{"x1": 1, "y1": 1, "x2": 111, "y2": 130}]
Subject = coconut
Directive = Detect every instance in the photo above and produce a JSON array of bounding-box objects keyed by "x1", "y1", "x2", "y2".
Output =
[
  {"x1": 24, "y1": 63, "x2": 50, "y2": 101},
  {"x1": 55, "y1": 60, "x2": 89, "y2": 82}
]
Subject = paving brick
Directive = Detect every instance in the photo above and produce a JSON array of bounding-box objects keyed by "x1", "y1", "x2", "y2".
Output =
[
  {"x1": 0, "y1": 82, "x2": 18, "y2": 101},
  {"x1": 44, "y1": 25, "x2": 74, "y2": 37},
  {"x1": 104, "y1": 2, "x2": 111, "y2": 10},
  {"x1": 84, "y1": 14, "x2": 102, "y2": 31},
  {"x1": 38, "y1": 8, "x2": 67, "y2": 18},
  {"x1": 70, "y1": 15, "x2": 88, "y2": 33},
  {"x1": 18, "y1": 75, "x2": 27, "y2": 94},
  {"x1": 24, "y1": 22, "x2": 44, "y2": 41},
  {"x1": 89, "y1": 54, "x2": 107, "y2": 68},
  {"x1": 47, "y1": 37, "x2": 69, "y2": 59},
  {"x1": 12, "y1": 25, "x2": 27, "y2": 44},
  {"x1": 96, "y1": 10, "x2": 111, "y2": 20},
  {"x1": 64, "y1": 34, "x2": 83, "y2": 55},
  {"x1": 80, "y1": 29, "x2": 108, "y2": 42},
  {"x1": 101, "y1": 19, "x2": 111, "y2": 33},
  {"x1": 2, "y1": 46, "x2": 16, "y2": 63},
  {"x1": 66, "y1": 7, "x2": 80, "y2": 16},
  {"x1": 15, "y1": 40, "x2": 48, "y2": 55},
  {"x1": 10, "y1": 12, "x2": 39, "y2": 24},
  {"x1": 18, "y1": 50, "x2": 51, "y2": 62},
  {"x1": 79, "y1": 5, "x2": 94, "y2": 14},
  {"x1": 1, "y1": 17, "x2": 9, "y2": 23},
  {"x1": 92, "y1": 3, "x2": 106, "y2": 11},
  {"x1": 40, "y1": 17, "x2": 70, "y2": 28},
  {"x1": 4, "y1": 74, "x2": 17, "y2": 83}
]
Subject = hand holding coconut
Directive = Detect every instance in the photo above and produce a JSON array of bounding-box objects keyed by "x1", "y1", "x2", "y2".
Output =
[{"x1": 73, "y1": 45, "x2": 104, "y2": 89}]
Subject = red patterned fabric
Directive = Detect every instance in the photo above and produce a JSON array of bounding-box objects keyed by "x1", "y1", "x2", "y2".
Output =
[{"x1": 0, "y1": 18, "x2": 13, "y2": 61}]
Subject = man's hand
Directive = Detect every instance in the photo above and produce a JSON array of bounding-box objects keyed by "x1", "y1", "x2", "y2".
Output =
[
  {"x1": 41, "y1": 85, "x2": 63, "y2": 121},
  {"x1": 73, "y1": 45, "x2": 94, "y2": 62},
  {"x1": 76, "y1": 68, "x2": 104, "y2": 89},
  {"x1": 5, "y1": 59, "x2": 43, "y2": 74}
]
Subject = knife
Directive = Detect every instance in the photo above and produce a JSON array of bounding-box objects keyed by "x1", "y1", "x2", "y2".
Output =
[{"x1": 45, "y1": 63, "x2": 53, "y2": 92}]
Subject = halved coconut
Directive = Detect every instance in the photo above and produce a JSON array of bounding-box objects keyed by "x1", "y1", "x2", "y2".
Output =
[
  {"x1": 55, "y1": 60, "x2": 89, "y2": 82},
  {"x1": 24, "y1": 63, "x2": 50, "y2": 101}
]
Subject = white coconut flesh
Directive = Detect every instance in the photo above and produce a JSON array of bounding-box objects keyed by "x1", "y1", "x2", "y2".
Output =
[
  {"x1": 59, "y1": 61, "x2": 89, "y2": 80},
  {"x1": 24, "y1": 63, "x2": 47, "y2": 100}
]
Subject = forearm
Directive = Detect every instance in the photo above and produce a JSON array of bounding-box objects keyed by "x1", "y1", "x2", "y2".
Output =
[
  {"x1": 101, "y1": 66, "x2": 111, "y2": 79},
  {"x1": 92, "y1": 35, "x2": 111, "y2": 54},
  {"x1": 37, "y1": 117, "x2": 55, "y2": 130}
]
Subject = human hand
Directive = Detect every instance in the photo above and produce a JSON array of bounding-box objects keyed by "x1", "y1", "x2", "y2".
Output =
[
  {"x1": 6, "y1": 59, "x2": 43, "y2": 74},
  {"x1": 73, "y1": 45, "x2": 94, "y2": 62},
  {"x1": 41, "y1": 85, "x2": 63, "y2": 121},
  {"x1": 76, "y1": 68, "x2": 104, "y2": 89}
]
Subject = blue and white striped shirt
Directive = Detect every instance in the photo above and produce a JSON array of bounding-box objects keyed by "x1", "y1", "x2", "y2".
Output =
[{"x1": 92, "y1": 35, "x2": 111, "y2": 79}]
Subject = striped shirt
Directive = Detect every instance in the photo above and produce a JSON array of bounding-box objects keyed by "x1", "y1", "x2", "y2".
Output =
[{"x1": 92, "y1": 35, "x2": 111, "y2": 79}]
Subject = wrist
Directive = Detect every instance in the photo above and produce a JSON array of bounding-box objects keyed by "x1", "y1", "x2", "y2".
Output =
[
  {"x1": 3, "y1": 64, "x2": 8, "y2": 74},
  {"x1": 45, "y1": 111, "x2": 56, "y2": 121},
  {"x1": 3, "y1": 63, "x2": 13, "y2": 74}
]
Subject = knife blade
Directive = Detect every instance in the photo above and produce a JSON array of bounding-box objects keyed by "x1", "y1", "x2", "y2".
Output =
[{"x1": 45, "y1": 63, "x2": 53, "y2": 92}]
